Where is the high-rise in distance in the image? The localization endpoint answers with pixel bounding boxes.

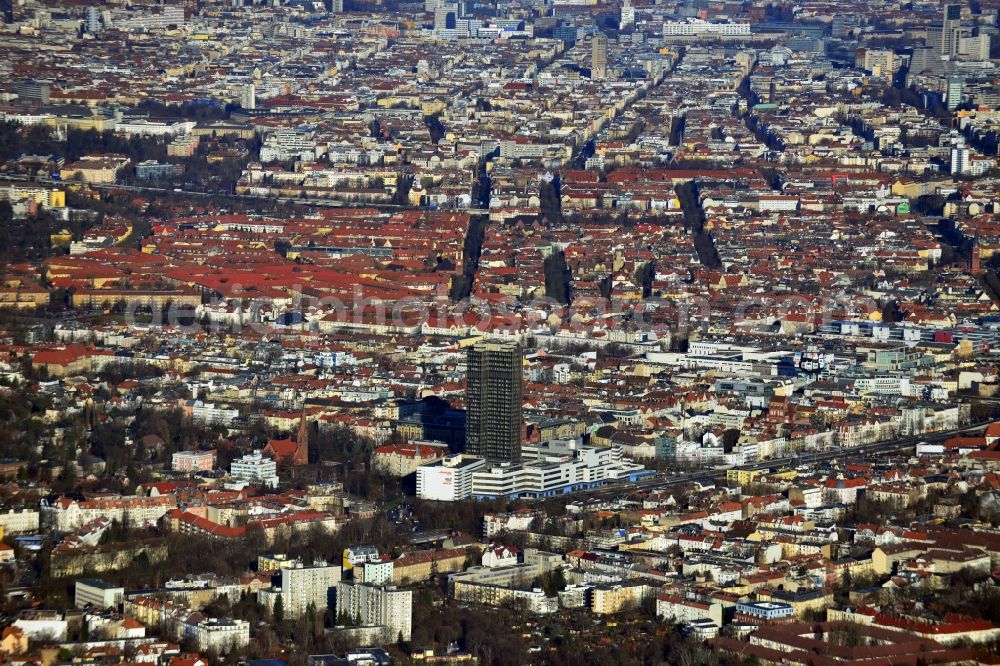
[941,3,962,57]
[465,340,523,464]
[592,33,608,79]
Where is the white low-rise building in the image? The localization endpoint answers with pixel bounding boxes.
[229,451,279,489]
[13,616,68,641]
[657,594,724,626]
[0,508,40,534]
[75,579,125,610]
[183,617,250,653]
[114,119,196,137]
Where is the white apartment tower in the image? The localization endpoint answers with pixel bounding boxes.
[258,562,342,619]
[951,140,970,176]
[335,581,412,643]
[620,0,634,29]
[240,83,256,111]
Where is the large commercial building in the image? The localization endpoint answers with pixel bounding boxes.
[432,1,482,38]
[14,80,50,104]
[416,440,649,501]
[121,5,184,30]
[860,48,895,78]
[959,33,990,60]
[940,4,963,58]
[661,19,751,37]
[75,579,125,610]
[415,455,488,501]
[927,4,966,60]
[466,340,522,464]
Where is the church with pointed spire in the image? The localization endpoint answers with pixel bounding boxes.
[262,411,309,465]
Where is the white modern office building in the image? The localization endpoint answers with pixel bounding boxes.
[416,455,487,501]
[75,579,125,610]
[229,451,279,489]
[416,439,649,501]
[662,19,751,36]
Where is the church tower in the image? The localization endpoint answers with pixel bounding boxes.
[295,410,309,465]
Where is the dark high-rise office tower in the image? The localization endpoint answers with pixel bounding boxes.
[941,3,963,57]
[466,340,522,464]
[831,15,859,39]
[1,0,13,24]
